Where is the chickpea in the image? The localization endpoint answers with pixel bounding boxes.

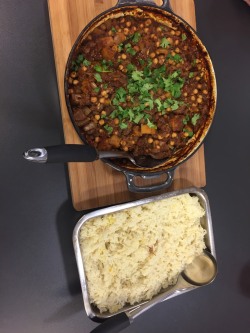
[175,40,179,45]
[118,28,122,33]
[148,138,153,144]
[114,118,119,125]
[99,129,104,134]
[123,146,129,152]
[101,110,106,116]
[121,140,126,146]
[70,71,77,78]
[156,41,160,47]
[150,33,156,39]
[198,84,202,89]
[183,45,188,50]
[145,19,152,26]
[195,76,201,81]
[95,137,100,143]
[99,97,105,104]
[167,107,171,112]
[175,47,180,53]
[139,23,144,28]
[172,132,177,138]
[120,18,125,23]
[150,52,156,58]
[191,96,196,101]
[121,53,127,60]
[183,92,188,97]
[171,51,176,56]
[118,64,124,70]
[197,97,203,104]
[203,89,208,94]
[167,37,173,44]
[158,135,163,140]
[144,27,149,33]
[170,30,175,35]
[153,58,159,65]
[91,96,98,103]
[126,21,132,27]
[73,79,79,85]
[95,115,100,121]
[193,89,198,94]
[99,119,105,125]
[184,132,189,137]
[133,45,140,52]
[68,77,73,84]
[123,28,129,35]
[101,90,108,97]
[170,140,175,146]
[156,27,162,32]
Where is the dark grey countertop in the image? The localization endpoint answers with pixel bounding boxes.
[1,1,250,332]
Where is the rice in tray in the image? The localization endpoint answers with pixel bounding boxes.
[79,193,206,313]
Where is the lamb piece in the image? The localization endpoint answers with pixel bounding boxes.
[169,115,185,132]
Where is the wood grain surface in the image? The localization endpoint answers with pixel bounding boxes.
[47,0,205,211]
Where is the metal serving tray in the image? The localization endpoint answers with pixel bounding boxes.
[73,187,216,321]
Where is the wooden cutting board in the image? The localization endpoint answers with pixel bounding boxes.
[47,0,206,211]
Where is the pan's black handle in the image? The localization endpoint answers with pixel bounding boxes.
[90,313,130,333]
[116,0,172,11]
[23,144,98,163]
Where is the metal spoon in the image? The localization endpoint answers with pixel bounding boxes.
[90,250,217,333]
[23,144,167,168]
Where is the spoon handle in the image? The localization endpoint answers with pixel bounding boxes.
[23,144,99,163]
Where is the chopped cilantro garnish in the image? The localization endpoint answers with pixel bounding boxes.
[132,70,144,81]
[111,26,117,33]
[71,54,90,71]
[160,37,170,48]
[131,32,141,43]
[94,73,102,82]
[127,63,136,72]
[182,33,187,41]
[125,43,137,56]
[191,113,200,125]
[183,128,193,137]
[117,43,123,52]
[189,72,194,78]
[147,118,157,129]
[93,87,100,93]
[94,60,113,73]
[119,122,128,129]
[104,125,113,134]
[183,115,190,125]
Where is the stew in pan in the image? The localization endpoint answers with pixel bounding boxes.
[67,15,212,159]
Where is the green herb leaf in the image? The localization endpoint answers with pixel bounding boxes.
[191,113,200,125]
[189,72,194,78]
[111,26,117,33]
[182,33,187,41]
[183,115,190,125]
[93,87,100,93]
[119,122,128,129]
[131,32,141,43]
[94,73,102,82]
[104,124,113,134]
[147,118,157,129]
[127,63,136,72]
[183,128,193,137]
[160,37,170,48]
[131,70,144,81]
[125,43,137,56]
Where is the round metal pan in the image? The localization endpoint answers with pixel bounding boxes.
[64,0,217,192]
